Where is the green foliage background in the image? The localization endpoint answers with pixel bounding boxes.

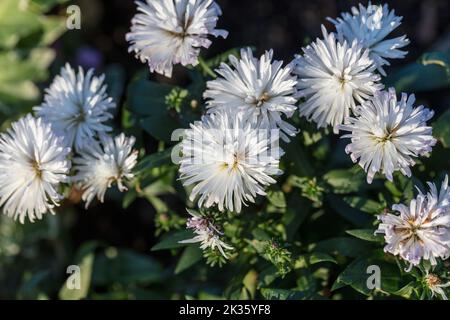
[0,0,449,300]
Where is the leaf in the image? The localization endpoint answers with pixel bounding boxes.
[135,148,174,176]
[385,52,450,92]
[434,109,450,148]
[342,196,383,215]
[282,196,310,241]
[104,64,126,108]
[311,237,372,258]
[127,77,174,117]
[323,167,366,194]
[151,230,196,251]
[327,194,372,227]
[283,140,314,176]
[92,249,164,286]
[332,256,405,296]
[260,288,324,300]
[30,0,70,13]
[393,282,420,299]
[59,253,94,300]
[122,188,137,209]
[242,270,258,299]
[294,252,337,269]
[0,0,42,49]
[174,246,203,274]
[346,229,384,243]
[140,115,181,143]
[266,188,286,208]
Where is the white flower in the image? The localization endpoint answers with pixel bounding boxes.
[126,0,228,78]
[179,111,282,213]
[72,133,138,208]
[293,25,382,133]
[328,2,409,76]
[425,273,450,300]
[340,88,436,183]
[0,114,71,223]
[34,63,115,151]
[204,48,298,142]
[179,209,233,258]
[376,175,450,270]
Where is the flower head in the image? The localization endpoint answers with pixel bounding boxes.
[179,209,233,258]
[328,2,409,75]
[340,88,436,183]
[293,25,382,133]
[376,175,450,270]
[72,133,138,208]
[179,111,282,213]
[126,0,228,77]
[425,273,450,300]
[204,48,298,141]
[34,63,115,151]
[0,114,71,223]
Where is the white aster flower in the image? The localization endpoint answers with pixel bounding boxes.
[72,133,138,208]
[328,2,409,76]
[340,88,436,183]
[126,0,228,77]
[0,114,71,223]
[425,273,450,300]
[204,48,299,142]
[376,175,450,271]
[179,111,282,213]
[34,63,115,151]
[179,209,233,258]
[293,25,382,133]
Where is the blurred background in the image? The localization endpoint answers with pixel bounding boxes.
[0,0,449,299]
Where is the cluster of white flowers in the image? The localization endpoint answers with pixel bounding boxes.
[124,1,446,262]
[0,64,137,223]
[2,0,445,272]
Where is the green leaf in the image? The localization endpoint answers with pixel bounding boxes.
[92,249,164,286]
[327,194,372,227]
[434,109,450,148]
[346,229,384,243]
[323,167,366,194]
[0,0,42,49]
[385,52,450,92]
[104,64,126,109]
[30,0,70,13]
[151,230,196,251]
[174,246,203,274]
[266,188,286,208]
[332,256,405,296]
[342,196,383,215]
[59,253,94,300]
[260,288,324,300]
[282,196,310,241]
[311,237,372,258]
[140,115,181,143]
[127,77,174,117]
[135,147,174,174]
[294,252,337,269]
[393,282,420,299]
